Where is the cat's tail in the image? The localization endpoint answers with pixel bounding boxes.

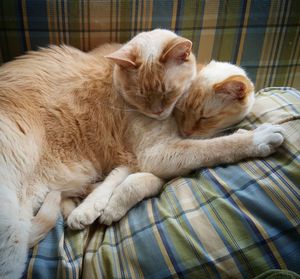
[0,186,31,279]
[28,191,61,248]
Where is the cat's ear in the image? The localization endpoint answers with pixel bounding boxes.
[105,47,137,68]
[160,37,193,63]
[213,75,252,100]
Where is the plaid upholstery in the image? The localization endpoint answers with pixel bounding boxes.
[24,87,300,278]
[0,0,299,90]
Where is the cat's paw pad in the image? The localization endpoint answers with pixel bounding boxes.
[67,203,100,230]
[253,123,285,156]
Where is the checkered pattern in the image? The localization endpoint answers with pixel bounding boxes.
[0,0,299,89]
[24,88,300,278]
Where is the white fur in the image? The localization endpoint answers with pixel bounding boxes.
[253,123,285,156]
[128,29,177,60]
[99,173,164,225]
[199,60,253,97]
[67,166,130,230]
[0,187,31,279]
[0,116,39,278]
[0,116,41,192]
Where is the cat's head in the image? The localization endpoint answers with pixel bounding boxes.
[105,29,196,120]
[174,61,255,138]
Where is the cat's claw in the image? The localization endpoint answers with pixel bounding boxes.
[253,123,285,156]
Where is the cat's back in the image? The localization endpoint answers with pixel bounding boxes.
[0,45,113,114]
[0,45,104,88]
[0,44,133,181]
[0,44,116,145]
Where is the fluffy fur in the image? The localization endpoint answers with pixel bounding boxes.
[0,29,196,279]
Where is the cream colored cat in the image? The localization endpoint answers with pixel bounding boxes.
[0,29,195,279]
[59,61,284,230]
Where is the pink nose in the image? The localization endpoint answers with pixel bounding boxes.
[152,109,164,115]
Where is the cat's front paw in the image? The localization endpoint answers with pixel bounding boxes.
[67,202,101,230]
[253,123,285,156]
[98,200,127,226]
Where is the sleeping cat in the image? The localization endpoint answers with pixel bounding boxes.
[0,29,196,279]
[40,61,284,231]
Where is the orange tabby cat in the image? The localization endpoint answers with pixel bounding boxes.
[0,29,195,279]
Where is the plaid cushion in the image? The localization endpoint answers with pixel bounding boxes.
[0,0,299,90]
[24,87,300,278]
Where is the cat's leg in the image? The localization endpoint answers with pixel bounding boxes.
[140,123,285,179]
[99,173,164,225]
[0,115,42,278]
[60,183,98,220]
[28,178,100,245]
[0,187,32,279]
[28,191,61,247]
[67,166,130,230]
[61,197,82,220]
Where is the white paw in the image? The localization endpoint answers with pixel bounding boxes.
[67,202,101,230]
[93,192,112,213]
[98,201,127,226]
[253,123,285,156]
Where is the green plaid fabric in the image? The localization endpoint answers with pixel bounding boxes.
[25,88,300,278]
[0,0,299,90]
